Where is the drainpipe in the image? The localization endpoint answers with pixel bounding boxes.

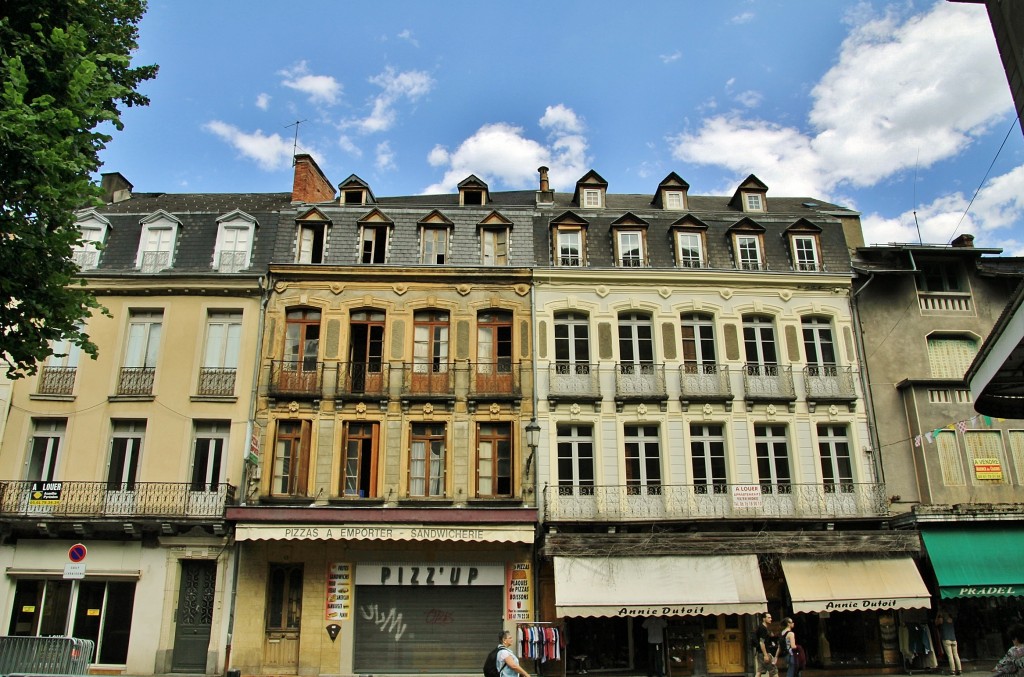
[850,276,884,486]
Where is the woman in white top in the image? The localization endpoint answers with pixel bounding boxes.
[497,630,531,677]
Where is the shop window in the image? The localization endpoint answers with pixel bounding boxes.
[690,423,727,493]
[342,421,379,498]
[477,422,512,498]
[272,420,311,497]
[624,424,661,495]
[266,563,303,631]
[755,424,791,493]
[817,424,853,492]
[556,423,594,496]
[409,422,446,497]
[28,419,65,482]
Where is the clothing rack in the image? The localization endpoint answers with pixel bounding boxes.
[899,610,938,675]
[516,622,563,677]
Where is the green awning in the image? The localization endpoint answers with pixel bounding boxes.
[921,527,1024,599]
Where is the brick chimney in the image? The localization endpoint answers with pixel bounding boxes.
[291,154,335,203]
[951,233,975,248]
[100,172,133,203]
[536,166,554,206]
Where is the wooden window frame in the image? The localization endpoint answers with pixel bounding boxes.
[476,422,513,498]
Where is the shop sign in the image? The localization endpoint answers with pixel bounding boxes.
[356,562,504,587]
[973,458,1003,480]
[506,562,533,621]
[326,562,352,621]
[244,524,530,542]
[29,482,62,506]
[953,585,1019,597]
[616,605,706,616]
[731,484,762,509]
[823,599,899,610]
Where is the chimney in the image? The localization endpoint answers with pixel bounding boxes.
[536,166,554,206]
[291,154,335,203]
[100,172,133,203]
[951,233,975,248]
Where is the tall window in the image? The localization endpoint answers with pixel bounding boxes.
[964,431,1008,484]
[624,424,661,495]
[755,425,791,493]
[409,422,446,497]
[802,317,837,375]
[477,310,513,392]
[39,333,81,395]
[927,336,977,379]
[283,308,321,390]
[743,315,777,372]
[616,231,644,267]
[348,310,385,394]
[200,312,241,396]
[108,420,145,491]
[296,222,326,264]
[477,422,512,498]
[555,312,591,372]
[360,225,388,264]
[817,424,853,492]
[481,229,508,266]
[137,223,176,272]
[123,311,162,395]
[936,430,966,486]
[214,222,253,273]
[618,312,655,373]
[735,235,762,270]
[421,227,448,264]
[676,232,704,268]
[28,420,65,481]
[681,313,717,372]
[556,229,583,266]
[73,225,104,270]
[342,422,379,498]
[557,424,594,496]
[792,235,819,271]
[191,422,227,491]
[266,564,303,631]
[412,310,449,392]
[272,420,310,497]
[691,424,727,493]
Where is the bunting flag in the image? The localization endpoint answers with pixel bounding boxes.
[925,431,934,444]
[914,435,922,447]
[956,420,968,434]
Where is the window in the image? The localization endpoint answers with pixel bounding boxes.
[755,425,791,493]
[936,430,966,486]
[964,431,1008,484]
[412,310,450,391]
[676,232,704,268]
[199,311,241,396]
[348,310,385,394]
[743,315,778,373]
[1009,431,1024,485]
[28,419,65,481]
[817,424,853,492]
[802,317,837,375]
[360,225,388,264]
[39,334,80,395]
[477,422,512,497]
[792,235,819,271]
[191,421,227,491]
[283,308,321,380]
[664,191,685,210]
[266,564,303,631]
[745,193,763,212]
[343,189,364,205]
[919,261,963,292]
[735,235,763,270]
[681,313,717,370]
[214,212,256,272]
[624,424,661,495]
[481,229,508,266]
[555,312,591,373]
[557,423,594,496]
[462,189,484,205]
[618,312,655,372]
[616,230,645,267]
[556,228,584,266]
[409,422,446,497]
[582,188,602,208]
[421,227,448,264]
[120,310,162,395]
[476,310,513,392]
[928,389,952,403]
[928,336,977,379]
[74,225,104,270]
[297,222,326,264]
[108,420,145,491]
[342,421,379,498]
[272,420,311,497]
[691,423,727,493]
[137,213,179,272]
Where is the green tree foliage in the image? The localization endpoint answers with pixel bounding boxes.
[0,0,157,377]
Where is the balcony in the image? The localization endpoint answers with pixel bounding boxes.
[140,250,170,273]
[117,367,155,396]
[401,363,455,402]
[337,362,390,401]
[37,366,76,396]
[468,361,522,401]
[269,360,323,399]
[803,366,858,411]
[0,481,234,519]
[615,363,668,410]
[72,250,99,270]
[742,363,795,409]
[544,482,888,522]
[548,363,601,406]
[678,363,732,409]
[197,367,237,397]
[217,250,248,273]
[918,292,972,313]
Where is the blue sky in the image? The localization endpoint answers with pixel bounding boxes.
[98,1,1024,252]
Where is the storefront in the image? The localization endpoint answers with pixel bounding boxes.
[781,557,932,671]
[551,555,767,676]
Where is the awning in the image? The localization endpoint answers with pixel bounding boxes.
[553,555,767,618]
[782,557,931,613]
[234,523,534,543]
[921,527,1024,598]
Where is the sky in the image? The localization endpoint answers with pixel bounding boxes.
[97,0,1024,253]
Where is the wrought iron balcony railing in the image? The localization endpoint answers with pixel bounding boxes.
[140,250,171,273]
[217,250,248,273]
[742,363,795,400]
[544,482,887,521]
[0,481,234,519]
[72,249,99,270]
[402,362,455,397]
[679,363,732,400]
[337,361,390,398]
[615,363,667,400]
[197,367,237,397]
[117,367,155,396]
[468,361,522,398]
[803,365,857,400]
[548,363,601,401]
[37,366,77,396]
[269,360,323,398]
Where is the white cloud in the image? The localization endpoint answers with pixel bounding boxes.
[669,3,1012,198]
[203,120,297,171]
[255,93,271,110]
[660,51,682,64]
[731,12,755,24]
[375,141,396,171]
[351,68,434,134]
[735,90,762,108]
[423,106,589,194]
[279,61,342,105]
[397,29,419,47]
[338,134,362,158]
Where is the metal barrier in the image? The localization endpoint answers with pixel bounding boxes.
[0,636,94,675]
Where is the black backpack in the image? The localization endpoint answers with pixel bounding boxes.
[483,645,503,677]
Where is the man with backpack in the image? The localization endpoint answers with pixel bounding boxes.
[753,612,780,677]
[484,630,530,677]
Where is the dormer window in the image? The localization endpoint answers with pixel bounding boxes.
[458,175,489,206]
[573,170,609,210]
[357,208,393,265]
[745,193,763,212]
[342,190,364,205]
[728,218,766,271]
[295,208,330,264]
[338,174,374,207]
[418,210,453,265]
[478,211,513,266]
[611,213,649,268]
[676,231,705,268]
[785,220,823,272]
[73,210,110,270]
[136,210,180,273]
[551,212,589,267]
[665,191,685,210]
[730,174,769,213]
[463,189,484,205]
[583,189,602,208]
[214,210,256,273]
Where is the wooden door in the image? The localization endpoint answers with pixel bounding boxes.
[704,615,745,674]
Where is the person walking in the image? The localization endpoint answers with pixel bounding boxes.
[936,611,962,675]
[497,629,531,677]
[992,624,1024,677]
[781,617,803,677]
[754,613,780,677]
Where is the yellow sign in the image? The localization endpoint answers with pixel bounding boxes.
[974,458,1003,480]
[506,562,533,621]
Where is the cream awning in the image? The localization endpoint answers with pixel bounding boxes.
[553,555,767,618]
[782,557,931,613]
[234,523,534,543]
